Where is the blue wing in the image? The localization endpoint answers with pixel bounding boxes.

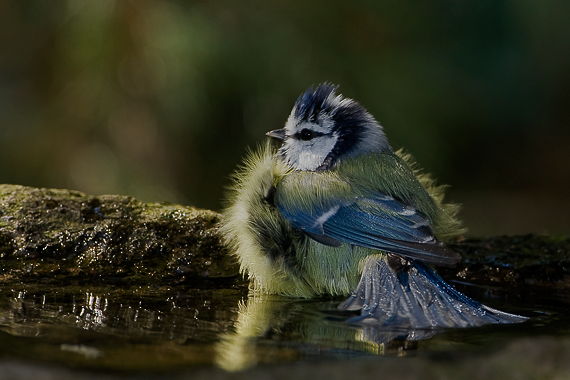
[278,192,461,266]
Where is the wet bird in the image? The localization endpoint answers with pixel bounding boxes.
[222,83,526,328]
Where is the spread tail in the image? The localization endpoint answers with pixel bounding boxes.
[339,255,527,328]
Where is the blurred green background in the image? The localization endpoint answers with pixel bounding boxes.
[1,0,569,236]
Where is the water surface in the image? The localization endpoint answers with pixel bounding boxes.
[0,276,561,375]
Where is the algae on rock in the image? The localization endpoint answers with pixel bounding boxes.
[445,234,570,289]
[0,184,239,283]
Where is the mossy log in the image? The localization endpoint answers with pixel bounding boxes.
[0,184,238,284]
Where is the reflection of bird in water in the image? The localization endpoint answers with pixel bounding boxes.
[214,294,438,371]
[222,83,527,328]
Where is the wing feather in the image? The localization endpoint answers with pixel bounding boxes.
[278,192,461,266]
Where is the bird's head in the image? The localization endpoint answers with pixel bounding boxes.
[267,83,391,171]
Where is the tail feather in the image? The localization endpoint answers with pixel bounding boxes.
[339,255,527,328]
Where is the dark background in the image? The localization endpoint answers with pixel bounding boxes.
[1,0,569,236]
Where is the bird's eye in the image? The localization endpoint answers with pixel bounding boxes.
[299,129,314,141]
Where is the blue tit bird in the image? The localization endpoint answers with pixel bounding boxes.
[222,83,527,328]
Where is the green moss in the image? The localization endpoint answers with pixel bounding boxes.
[0,184,238,284]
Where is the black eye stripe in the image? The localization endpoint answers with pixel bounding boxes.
[294,128,325,141]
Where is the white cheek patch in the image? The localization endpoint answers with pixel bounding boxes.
[285,134,338,171]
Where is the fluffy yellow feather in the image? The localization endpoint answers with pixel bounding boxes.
[221,142,465,297]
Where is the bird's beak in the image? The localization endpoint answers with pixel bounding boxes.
[266,128,286,142]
